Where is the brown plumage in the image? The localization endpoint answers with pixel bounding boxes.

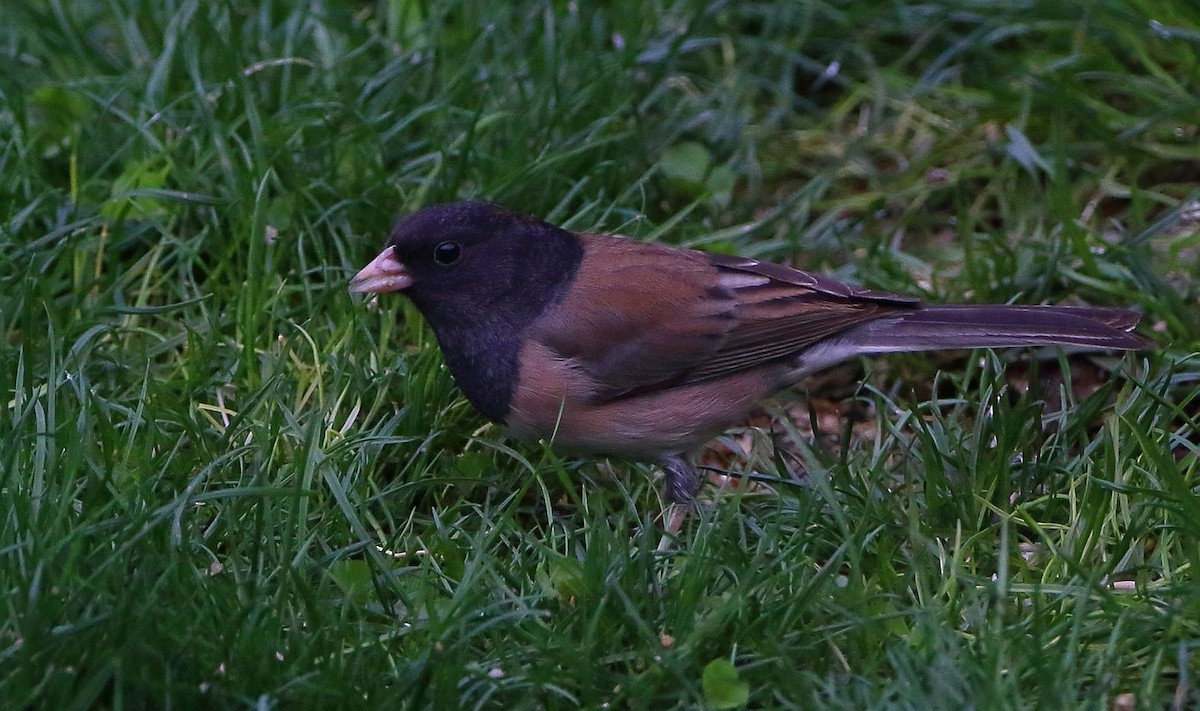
[350,201,1150,504]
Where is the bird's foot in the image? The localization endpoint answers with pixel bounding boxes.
[657,454,700,551]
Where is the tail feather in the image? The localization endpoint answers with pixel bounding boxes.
[845,305,1151,353]
[791,304,1149,379]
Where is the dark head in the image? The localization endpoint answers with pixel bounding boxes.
[349,201,585,421]
[350,201,584,327]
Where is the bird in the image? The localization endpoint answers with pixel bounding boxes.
[349,200,1150,506]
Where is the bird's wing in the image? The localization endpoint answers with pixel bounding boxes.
[676,253,919,383]
[529,236,920,401]
[528,236,739,400]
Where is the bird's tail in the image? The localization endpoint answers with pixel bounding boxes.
[841,304,1150,353]
[786,304,1149,380]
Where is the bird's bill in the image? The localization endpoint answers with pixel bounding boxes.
[349,246,413,293]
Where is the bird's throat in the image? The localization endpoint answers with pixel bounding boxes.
[428,320,522,422]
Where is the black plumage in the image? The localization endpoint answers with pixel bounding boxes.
[351,201,1150,503]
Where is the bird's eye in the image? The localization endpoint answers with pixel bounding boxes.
[433,241,462,266]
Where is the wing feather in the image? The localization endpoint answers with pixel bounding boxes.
[528,236,918,401]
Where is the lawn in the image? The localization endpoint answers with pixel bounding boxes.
[2,0,1198,707]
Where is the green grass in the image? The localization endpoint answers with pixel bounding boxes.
[2,0,1198,707]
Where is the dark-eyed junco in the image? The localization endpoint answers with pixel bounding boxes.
[350,201,1149,504]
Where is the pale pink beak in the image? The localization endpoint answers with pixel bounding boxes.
[349,246,413,293]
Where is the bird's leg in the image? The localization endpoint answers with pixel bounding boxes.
[663,453,701,505]
[658,454,701,548]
